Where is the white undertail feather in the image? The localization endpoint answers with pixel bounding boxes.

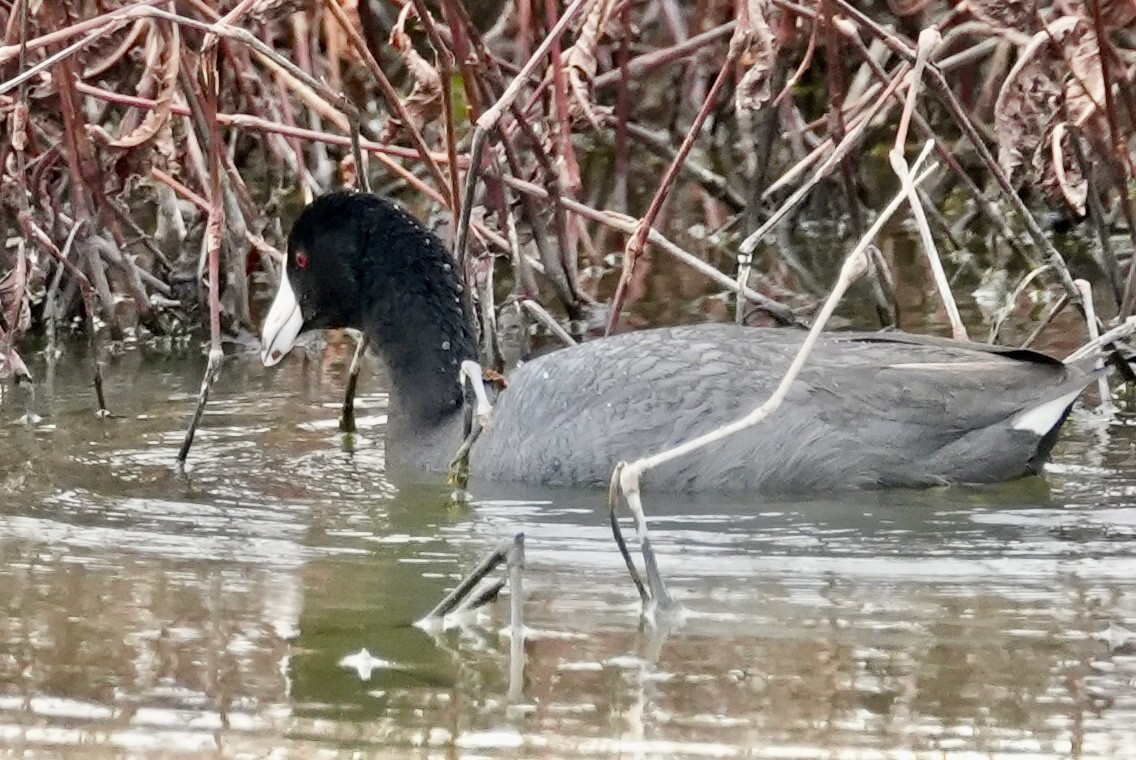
[1011,388,1086,435]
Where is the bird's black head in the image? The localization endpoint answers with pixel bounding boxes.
[261,191,476,382]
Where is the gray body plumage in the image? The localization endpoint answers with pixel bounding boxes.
[452,324,1091,493]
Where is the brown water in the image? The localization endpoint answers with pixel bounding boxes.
[2,336,1136,758]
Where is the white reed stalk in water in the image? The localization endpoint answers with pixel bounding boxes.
[612,143,940,618]
[1066,317,1136,364]
[459,360,494,428]
[889,28,967,341]
[1074,279,1114,414]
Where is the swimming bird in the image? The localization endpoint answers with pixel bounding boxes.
[260,191,1094,493]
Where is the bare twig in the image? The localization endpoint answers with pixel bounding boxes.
[177,50,226,468]
[452,0,593,267]
[740,64,909,255]
[607,26,750,335]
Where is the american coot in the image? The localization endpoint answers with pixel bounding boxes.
[261,191,1093,493]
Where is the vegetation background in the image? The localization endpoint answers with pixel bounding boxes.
[1,0,1134,407]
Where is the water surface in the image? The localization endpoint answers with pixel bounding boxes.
[1,341,1135,758]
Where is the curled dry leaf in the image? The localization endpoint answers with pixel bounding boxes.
[734,0,778,113]
[993,15,1133,211]
[0,247,32,338]
[1050,121,1088,213]
[82,18,149,81]
[382,3,443,142]
[151,111,179,172]
[959,0,1037,34]
[1059,0,1136,30]
[1063,17,1110,127]
[0,213,32,381]
[994,18,1066,191]
[107,20,181,149]
[560,0,618,129]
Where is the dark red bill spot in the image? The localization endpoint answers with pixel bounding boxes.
[271,350,282,360]
[295,252,309,268]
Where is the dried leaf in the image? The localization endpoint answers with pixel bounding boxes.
[82,18,149,81]
[9,102,27,152]
[382,4,443,142]
[108,21,181,149]
[248,0,306,24]
[1050,121,1088,213]
[1059,0,1136,29]
[151,112,178,170]
[995,17,1078,185]
[0,249,31,337]
[995,14,1136,212]
[734,0,779,113]
[0,245,34,382]
[1063,18,1109,127]
[960,0,1038,33]
[560,0,618,129]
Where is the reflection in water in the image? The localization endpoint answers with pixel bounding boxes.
[1,344,1135,757]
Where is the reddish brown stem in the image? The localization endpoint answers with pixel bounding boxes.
[593,22,736,88]
[409,0,464,220]
[321,0,453,207]
[606,28,748,335]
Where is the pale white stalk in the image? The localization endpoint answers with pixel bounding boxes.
[614,145,939,614]
[888,28,967,341]
[1074,279,1113,414]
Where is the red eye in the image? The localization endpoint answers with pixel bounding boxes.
[295,252,309,269]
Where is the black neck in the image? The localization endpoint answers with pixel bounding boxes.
[357,226,478,429]
[366,295,478,428]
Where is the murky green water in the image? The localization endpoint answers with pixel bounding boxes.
[2,336,1136,758]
